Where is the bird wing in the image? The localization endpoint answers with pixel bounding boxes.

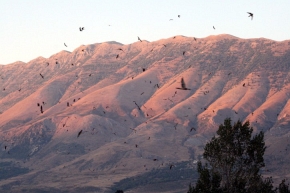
[181,78,186,89]
[77,130,83,137]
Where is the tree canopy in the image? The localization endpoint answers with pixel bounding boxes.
[188,118,289,193]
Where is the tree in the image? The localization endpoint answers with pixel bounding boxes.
[278,179,290,193]
[188,118,288,193]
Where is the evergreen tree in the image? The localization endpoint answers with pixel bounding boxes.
[188,118,286,193]
[278,179,290,193]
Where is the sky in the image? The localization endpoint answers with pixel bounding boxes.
[1,0,290,65]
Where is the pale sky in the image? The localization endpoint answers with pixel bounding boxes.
[1,0,290,65]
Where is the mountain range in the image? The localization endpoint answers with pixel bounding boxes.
[0,34,290,193]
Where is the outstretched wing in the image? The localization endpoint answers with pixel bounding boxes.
[181,78,186,89]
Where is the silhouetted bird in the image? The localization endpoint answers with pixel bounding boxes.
[142,68,146,72]
[116,54,119,59]
[138,36,142,42]
[213,26,215,30]
[178,15,180,18]
[247,12,254,20]
[183,51,186,55]
[190,127,196,132]
[77,130,83,137]
[117,48,124,52]
[79,27,84,31]
[133,101,141,110]
[40,73,44,79]
[176,78,190,90]
[40,105,43,113]
[64,43,67,47]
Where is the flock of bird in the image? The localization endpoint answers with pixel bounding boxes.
[7,12,288,188]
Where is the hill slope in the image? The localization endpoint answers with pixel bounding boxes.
[0,34,290,193]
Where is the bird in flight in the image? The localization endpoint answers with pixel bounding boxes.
[40,73,44,79]
[64,43,67,47]
[213,26,215,30]
[77,130,83,137]
[79,27,84,31]
[138,36,142,42]
[176,78,191,90]
[117,48,124,52]
[247,12,254,20]
[133,101,141,110]
[190,127,196,132]
[116,54,119,59]
[178,15,180,18]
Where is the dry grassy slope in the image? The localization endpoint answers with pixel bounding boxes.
[0,34,290,192]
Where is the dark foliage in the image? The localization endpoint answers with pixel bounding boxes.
[188,118,289,193]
